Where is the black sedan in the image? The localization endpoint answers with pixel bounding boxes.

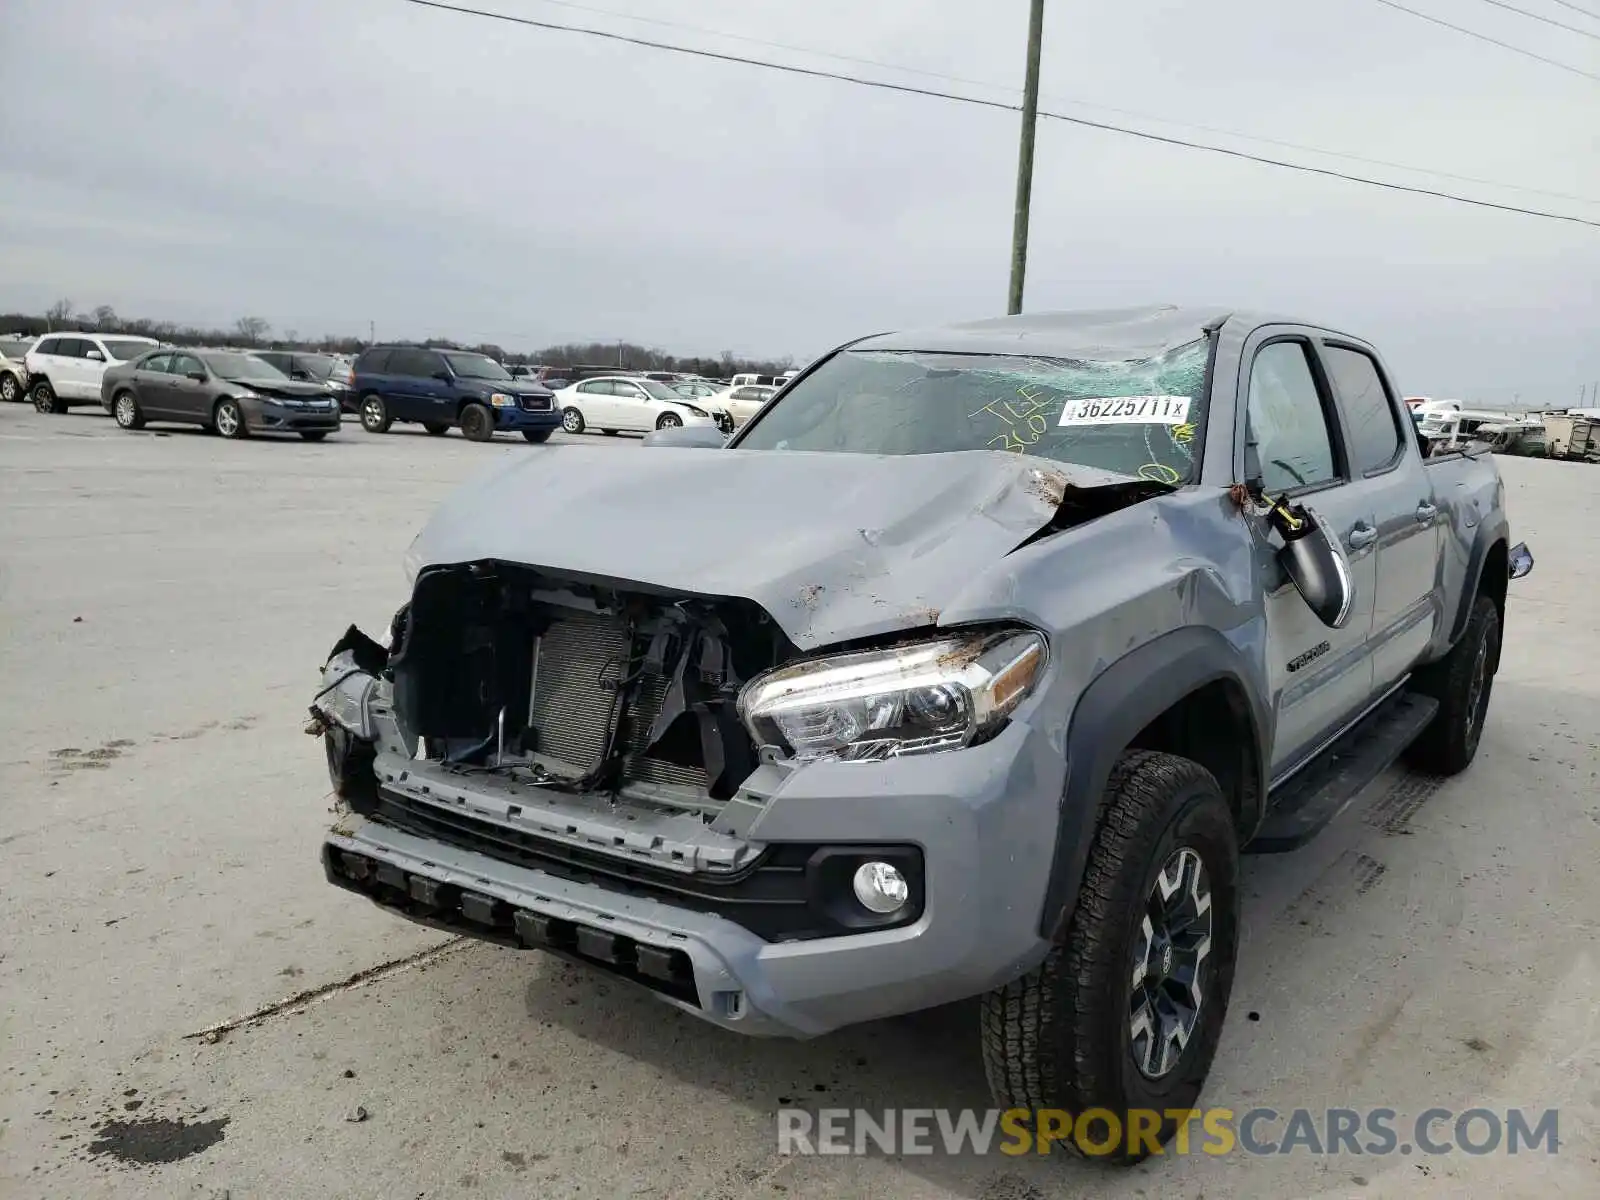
[101,349,342,440]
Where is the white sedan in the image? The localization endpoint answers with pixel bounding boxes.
[711,384,778,427]
[554,376,732,436]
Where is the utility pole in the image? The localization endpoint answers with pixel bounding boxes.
[368,320,375,346]
[1007,0,1047,316]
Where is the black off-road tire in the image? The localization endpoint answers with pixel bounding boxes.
[459,402,494,442]
[980,750,1240,1164]
[1405,593,1500,775]
[522,429,552,443]
[423,422,449,436]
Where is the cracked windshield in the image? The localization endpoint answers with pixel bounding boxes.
[737,338,1211,484]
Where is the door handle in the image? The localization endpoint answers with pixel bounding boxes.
[1416,501,1437,523]
[1348,523,1378,550]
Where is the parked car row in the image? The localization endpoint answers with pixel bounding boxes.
[7,330,794,447]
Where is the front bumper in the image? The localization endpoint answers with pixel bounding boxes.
[495,403,560,432]
[323,718,1066,1038]
[242,397,342,433]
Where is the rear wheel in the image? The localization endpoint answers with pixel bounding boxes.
[1406,593,1500,775]
[561,407,585,434]
[299,430,329,442]
[522,429,552,444]
[460,402,493,442]
[980,751,1239,1163]
[359,394,391,433]
[423,422,449,437]
[214,397,248,439]
[32,380,62,414]
[112,390,145,430]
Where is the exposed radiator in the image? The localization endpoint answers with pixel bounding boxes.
[527,609,708,792]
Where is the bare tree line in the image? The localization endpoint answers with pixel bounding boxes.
[5,301,795,379]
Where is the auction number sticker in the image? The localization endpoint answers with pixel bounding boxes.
[1058,395,1191,426]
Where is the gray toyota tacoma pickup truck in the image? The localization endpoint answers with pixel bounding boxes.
[311,306,1531,1159]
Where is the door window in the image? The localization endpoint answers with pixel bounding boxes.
[1323,346,1403,475]
[577,380,604,395]
[1247,342,1340,494]
[170,354,204,378]
[388,349,443,378]
[140,353,174,374]
[356,349,392,374]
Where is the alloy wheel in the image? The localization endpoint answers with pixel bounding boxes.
[1129,846,1213,1079]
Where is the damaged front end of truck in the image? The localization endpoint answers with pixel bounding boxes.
[308,444,1177,1025]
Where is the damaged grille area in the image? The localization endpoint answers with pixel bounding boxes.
[390,561,797,811]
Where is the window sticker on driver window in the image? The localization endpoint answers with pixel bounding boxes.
[1057,395,1191,427]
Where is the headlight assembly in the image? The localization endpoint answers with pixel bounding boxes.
[737,629,1045,764]
[489,392,517,407]
[684,405,708,417]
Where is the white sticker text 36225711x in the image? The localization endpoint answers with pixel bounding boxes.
[1058,395,1191,427]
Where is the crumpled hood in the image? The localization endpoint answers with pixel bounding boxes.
[406,446,1150,649]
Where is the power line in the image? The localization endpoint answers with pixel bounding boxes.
[513,0,1600,205]
[1367,0,1600,78]
[1469,0,1600,39]
[1544,0,1600,19]
[398,0,1600,228]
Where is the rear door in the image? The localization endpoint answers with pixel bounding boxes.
[132,353,176,415]
[47,338,91,398]
[573,379,613,425]
[382,348,443,422]
[1318,341,1442,691]
[1242,334,1379,776]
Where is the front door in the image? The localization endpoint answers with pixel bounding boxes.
[167,353,211,421]
[610,380,652,431]
[1244,337,1380,777]
[53,338,94,399]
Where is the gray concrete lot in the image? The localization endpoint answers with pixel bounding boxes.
[1,402,1596,1199]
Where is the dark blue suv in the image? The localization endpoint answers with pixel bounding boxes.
[351,345,560,442]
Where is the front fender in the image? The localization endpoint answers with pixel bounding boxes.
[1036,624,1269,940]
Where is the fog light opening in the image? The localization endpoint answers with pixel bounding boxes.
[852,861,909,915]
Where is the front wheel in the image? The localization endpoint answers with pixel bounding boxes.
[214,397,248,439]
[32,381,62,414]
[359,394,391,434]
[522,429,552,444]
[459,402,494,442]
[0,372,19,403]
[113,390,145,430]
[980,750,1239,1163]
[1405,593,1500,775]
[561,407,585,435]
[655,411,682,430]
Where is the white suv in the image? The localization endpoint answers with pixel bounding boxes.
[26,333,160,413]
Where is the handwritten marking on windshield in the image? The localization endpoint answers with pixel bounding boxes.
[971,390,1054,453]
[1139,462,1183,484]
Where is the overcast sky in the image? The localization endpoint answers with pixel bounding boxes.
[2,0,1596,401]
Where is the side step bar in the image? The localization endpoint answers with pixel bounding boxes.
[1248,692,1439,853]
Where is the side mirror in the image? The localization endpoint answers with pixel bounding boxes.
[1509,542,1534,579]
[85,349,104,362]
[187,370,207,382]
[1269,501,1353,629]
[432,371,451,382]
[642,425,728,449]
